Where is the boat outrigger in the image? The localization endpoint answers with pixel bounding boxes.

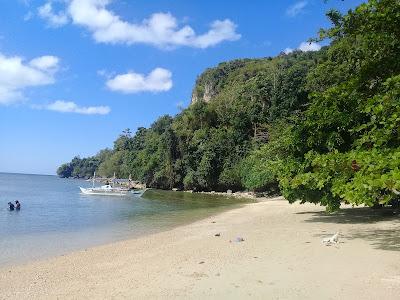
[79,173,146,197]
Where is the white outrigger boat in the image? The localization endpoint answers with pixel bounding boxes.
[79,184,130,196]
[79,173,146,197]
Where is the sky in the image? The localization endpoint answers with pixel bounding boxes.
[0,0,364,175]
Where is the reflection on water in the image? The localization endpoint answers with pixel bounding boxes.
[0,173,249,266]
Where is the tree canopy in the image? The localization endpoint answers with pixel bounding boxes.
[59,0,400,210]
[242,0,400,210]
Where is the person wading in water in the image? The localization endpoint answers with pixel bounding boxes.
[8,202,15,211]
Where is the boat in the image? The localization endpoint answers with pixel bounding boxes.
[79,172,144,197]
[79,184,130,196]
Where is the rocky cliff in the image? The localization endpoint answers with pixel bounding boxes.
[190,59,251,104]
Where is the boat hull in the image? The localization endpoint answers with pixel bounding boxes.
[79,187,129,196]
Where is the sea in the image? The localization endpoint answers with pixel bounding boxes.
[0,173,249,266]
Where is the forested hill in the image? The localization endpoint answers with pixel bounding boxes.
[58,50,322,187]
[190,54,318,123]
[58,0,400,211]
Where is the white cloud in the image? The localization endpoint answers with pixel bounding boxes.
[286,1,308,17]
[0,52,60,105]
[106,68,173,94]
[188,19,240,48]
[298,41,321,52]
[39,0,240,48]
[38,2,69,27]
[29,55,59,72]
[44,100,110,115]
[283,42,321,54]
[283,47,294,54]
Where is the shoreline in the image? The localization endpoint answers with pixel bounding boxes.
[0,192,250,269]
[182,189,257,199]
[1,198,399,299]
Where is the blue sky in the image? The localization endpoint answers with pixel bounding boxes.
[0,0,363,175]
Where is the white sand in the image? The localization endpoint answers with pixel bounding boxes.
[1,197,399,299]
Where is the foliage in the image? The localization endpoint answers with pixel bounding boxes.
[56,149,112,178]
[242,0,400,210]
[58,0,400,210]
[60,50,318,190]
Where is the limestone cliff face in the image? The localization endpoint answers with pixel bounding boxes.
[190,59,250,104]
[191,81,217,103]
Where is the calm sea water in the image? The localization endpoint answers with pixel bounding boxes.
[0,173,248,266]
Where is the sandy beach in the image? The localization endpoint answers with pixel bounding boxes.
[1,197,399,299]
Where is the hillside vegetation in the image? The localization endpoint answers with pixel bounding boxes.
[58,0,400,210]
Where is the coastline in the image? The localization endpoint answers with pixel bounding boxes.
[0,178,252,268]
[1,198,399,299]
[182,189,257,199]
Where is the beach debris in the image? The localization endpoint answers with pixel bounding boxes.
[214,233,221,237]
[211,221,216,223]
[236,236,245,242]
[199,261,205,264]
[189,272,208,279]
[230,236,245,243]
[227,189,233,194]
[322,232,339,245]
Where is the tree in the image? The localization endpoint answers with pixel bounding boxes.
[269,0,400,210]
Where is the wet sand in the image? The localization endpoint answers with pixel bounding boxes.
[1,197,399,299]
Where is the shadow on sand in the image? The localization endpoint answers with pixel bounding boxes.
[297,207,399,224]
[297,207,400,251]
[346,229,400,251]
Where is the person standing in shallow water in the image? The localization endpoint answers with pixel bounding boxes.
[15,200,20,210]
[8,202,14,211]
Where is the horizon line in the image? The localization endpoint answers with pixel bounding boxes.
[0,171,56,177]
